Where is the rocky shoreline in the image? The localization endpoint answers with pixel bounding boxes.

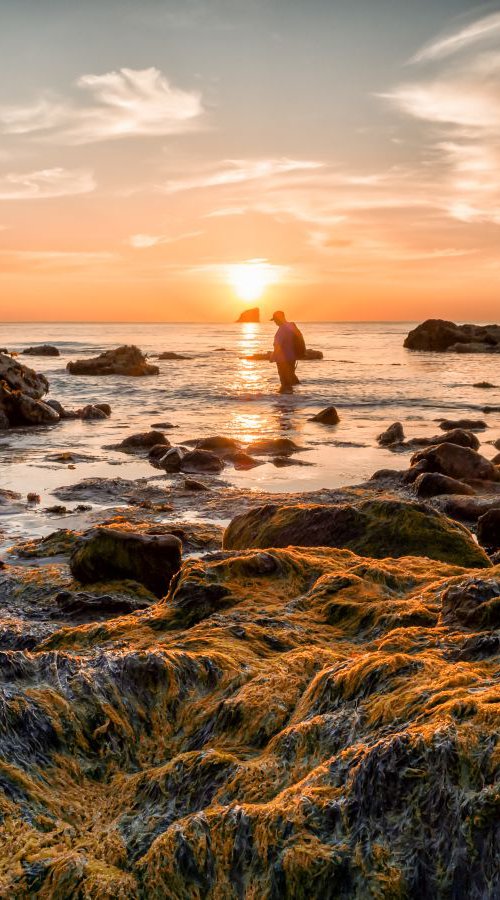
[0,336,499,896]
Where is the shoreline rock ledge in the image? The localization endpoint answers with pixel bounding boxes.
[404,319,500,353]
[67,344,159,376]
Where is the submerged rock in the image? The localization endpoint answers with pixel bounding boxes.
[157,351,190,360]
[70,527,182,597]
[245,437,302,456]
[439,418,487,432]
[404,319,500,352]
[67,345,159,377]
[22,344,59,356]
[223,499,490,567]
[309,406,340,425]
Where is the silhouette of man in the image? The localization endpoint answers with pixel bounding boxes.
[270,310,301,394]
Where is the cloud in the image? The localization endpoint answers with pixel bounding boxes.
[411,12,500,63]
[164,158,323,192]
[0,68,203,145]
[128,231,203,248]
[0,167,95,199]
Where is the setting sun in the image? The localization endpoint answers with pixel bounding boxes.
[226,258,281,302]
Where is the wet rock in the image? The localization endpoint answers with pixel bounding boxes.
[11,393,60,425]
[473,382,496,389]
[151,421,176,429]
[158,447,186,472]
[483,405,500,414]
[441,577,500,628]
[183,478,211,492]
[0,351,49,399]
[272,456,314,467]
[223,499,490,567]
[53,476,170,505]
[81,404,108,420]
[22,345,59,357]
[411,442,500,483]
[231,451,264,470]
[180,449,225,474]
[439,419,487,432]
[0,410,9,429]
[157,351,189,360]
[369,468,405,482]
[54,589,151,619]
[148,444,173,466]
[477,509,500,550]
[404,319,500,352]
[114,431,170,453]
[414,473,476,499]
[70,527,182,597]
[67,345,159,377]
[26,493,41,504]
[378,422,404,445]
[493,452,500,465]
[401,430,480,452]
[439,495,500,523]
[94,402,111,417]
[309,406,340,425]
[45,399,66,416]
[194,436,242,454]
[245,438,302,456]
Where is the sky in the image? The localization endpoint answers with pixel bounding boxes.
[0,0,499,322]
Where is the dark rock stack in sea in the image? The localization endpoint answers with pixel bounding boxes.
[404,319,500,352]
[236,307,260,323]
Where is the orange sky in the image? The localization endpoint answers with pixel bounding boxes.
[1,0,499,322]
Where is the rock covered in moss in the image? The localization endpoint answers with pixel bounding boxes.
[67,345,159,377]
[70,527,182,597]
[223,499,491,567]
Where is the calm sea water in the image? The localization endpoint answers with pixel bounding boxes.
[1,321,499,532]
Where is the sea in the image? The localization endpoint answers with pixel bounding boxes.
[1,321,499,543]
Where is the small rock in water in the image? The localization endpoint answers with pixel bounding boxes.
[67,344,159,377]
[439,418,487,432]
[309,406,340,425]
[157,351,190,360]
[22,345,59,357]
[115,431,170,452]
[81,404,108,420]
[246,438,302,455]
[183,478,211,491]
[94,402,111,416]
[151,421,176,429]
[231,451,264,470]
[27,493,41,503]
[378,422,404,446]
[180,449,225,474]
[473,382,496,389]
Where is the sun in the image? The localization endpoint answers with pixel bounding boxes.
[227,258,280,302]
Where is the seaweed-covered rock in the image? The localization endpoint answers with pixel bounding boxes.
[411,442,499,483]
[404,319,500,352]
[0,351,48,399]
[22,345,59,357]
[441,577,500,628]
[70,527,182,597]
[414,473,476,499]
[223,499,490,567]
[67,345,159,377]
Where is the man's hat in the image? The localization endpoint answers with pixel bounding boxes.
[270,310,285,322]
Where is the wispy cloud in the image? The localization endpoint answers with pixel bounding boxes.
[0,68,203,145]
[411,12,500,63]
[0,167,95,199]
[128,230,203,248]
[164,158,323,192]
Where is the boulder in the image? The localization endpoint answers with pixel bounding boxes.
[149,444,173,465]
[236,307,260,323]
[95,403,111,417]
[180,449,225,474]
[22,345,59,357]
[81,404,108,420]
[245,438,302,456]
[477,509,500,550]
[223,499,490,567]
[414,473,476,499]
[194,436,242,454]
[404,319,500,353]
[378,422,404,445]
[116,431,169,451]
[439,419,487,432]
[231,451,264,470]
[70,527,182,598]
[67,345,159,377]
[411,443,500,483]
[159,447,186,472]
[309,407,340,425]
[4,390,60,425]
[0,351,48,399]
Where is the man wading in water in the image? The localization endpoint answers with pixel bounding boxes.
[270,310,306,394]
